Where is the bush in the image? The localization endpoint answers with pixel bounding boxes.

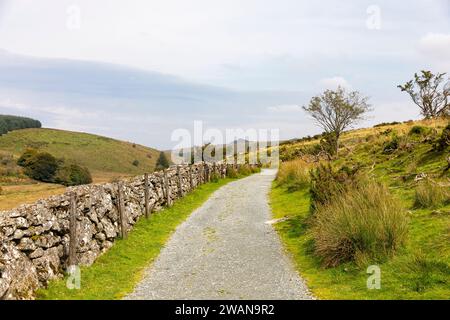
[17,149,92,186]
[276,159,311,192]
[55,163,92,186]
[132,159,140,167]
[373,121,401,128]
[311,181,409,267]
[155,152,170,171]
[382,136,399,154]
[309,164,359,212]
[21,152,59,182]
[409,125,430,136]
[435,124,450,151]
[414,179,450,208]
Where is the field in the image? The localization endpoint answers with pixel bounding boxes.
[270,119,450,299]
[0,128,160,210]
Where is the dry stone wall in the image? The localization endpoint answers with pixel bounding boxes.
[0,162,236,299]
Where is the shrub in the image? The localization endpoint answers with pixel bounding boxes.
[155,152,170,171]
[17,149,39,167]
[55,163,92,186]
[276,159,311,192]
[414,179,450,208]
[409,125,429,136]
[17,150,92,186]
[382,136,399,154]
[373,121,401,128]
[237,164,252,176]
[435,124,450,151]
[21,152,59,182]
[311,181,409,267]
[309,163,359,212]
[132,159,140,167]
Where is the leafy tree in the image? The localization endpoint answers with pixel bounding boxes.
[21,152,59,182]
[398,71,449,119]
[55,163,92,186]
[303,86,371,156]
[155,151,170,170]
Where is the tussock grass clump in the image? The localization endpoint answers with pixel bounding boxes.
[276,159,311,192]
[226,167,238,178]
[311,181,409,267]
[414,179,450,208]
[408,125,430,136]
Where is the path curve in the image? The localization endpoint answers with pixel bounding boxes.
[126,169,313,300]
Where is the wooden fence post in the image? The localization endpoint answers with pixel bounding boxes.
[68,193,78,267]
[213,162,216,177]
[189,164,194,191]
[177,165,183,198]
[163,169,171,207]
[117,182,127,239]
[144,173,150,218]
[198,164,205,184]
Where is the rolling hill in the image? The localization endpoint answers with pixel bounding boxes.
[0,127,161,210]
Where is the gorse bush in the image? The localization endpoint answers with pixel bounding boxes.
[414,179,450,208]
[0,115,41,135]
[309,163,359,212]
[276,159,311,192]
[311,181,409,267]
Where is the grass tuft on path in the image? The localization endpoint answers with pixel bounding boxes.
[37,178,236,300]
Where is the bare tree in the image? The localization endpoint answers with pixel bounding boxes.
[398,70,449,119]
[303,86,371,156]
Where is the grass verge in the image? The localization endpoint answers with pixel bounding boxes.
[270,183,450,300]
[37,177,236,300]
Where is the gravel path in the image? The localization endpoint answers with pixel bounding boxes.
[125,169,313,300]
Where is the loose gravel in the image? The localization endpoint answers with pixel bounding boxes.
[125,169,313,300]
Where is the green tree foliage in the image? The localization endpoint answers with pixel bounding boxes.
[55,163,92,186]
[398,71,449,119]
[19,151,59,182]
[155,151,170,170]
[0,115,41,135]
[17,149,92,185]
[303,87,371,156]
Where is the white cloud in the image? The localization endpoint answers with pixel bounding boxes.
[267,104,302,113]
[319,76,352,90]
[419,33,450,59]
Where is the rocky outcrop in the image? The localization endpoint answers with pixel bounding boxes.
[0,162,235,299]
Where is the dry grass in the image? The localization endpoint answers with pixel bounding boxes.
[0,183,67,211]
[276,159,313,191]
[311,181,409,267]
[414,179,450,209]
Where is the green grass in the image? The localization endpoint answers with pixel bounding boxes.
[0,128,160,181]
[37,178,235,300]
[270,184,450,300]
[271,119,450,299]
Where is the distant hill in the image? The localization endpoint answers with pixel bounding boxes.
[0,128,160,182]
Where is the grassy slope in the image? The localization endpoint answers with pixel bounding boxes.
[270,119,450,300]
[0,128,160,181]
[0,128,160,210]
[37,178,236,300]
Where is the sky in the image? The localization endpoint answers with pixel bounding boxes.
[0,0,449,149]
